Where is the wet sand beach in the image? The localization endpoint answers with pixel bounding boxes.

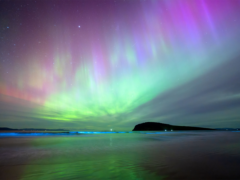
[0,131,240,180]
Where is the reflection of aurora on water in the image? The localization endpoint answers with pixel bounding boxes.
[21,155,162,180]
[2,132,240,180]
[21,150,163,180]
[3,134,166,180]
[0,0,240,130]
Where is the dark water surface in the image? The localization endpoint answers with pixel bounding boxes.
[0,131,240,180]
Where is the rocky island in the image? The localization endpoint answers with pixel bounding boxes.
[132,122,215,131]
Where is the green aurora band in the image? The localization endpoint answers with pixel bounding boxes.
[1,0,240,130]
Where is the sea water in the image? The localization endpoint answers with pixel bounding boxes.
[0,131,240,180]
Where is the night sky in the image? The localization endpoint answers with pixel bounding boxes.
[0,0,240,131]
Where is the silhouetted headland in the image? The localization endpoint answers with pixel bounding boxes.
[132,122,215,131]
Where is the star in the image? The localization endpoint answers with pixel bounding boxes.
[78,25,81,28]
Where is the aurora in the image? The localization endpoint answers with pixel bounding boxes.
[0,0,240,130]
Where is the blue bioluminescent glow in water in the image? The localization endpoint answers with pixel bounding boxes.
[0,131,132,137]
[0,132,70,137]
[0,130,239,137]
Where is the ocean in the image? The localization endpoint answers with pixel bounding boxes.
[0,131,240,180]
